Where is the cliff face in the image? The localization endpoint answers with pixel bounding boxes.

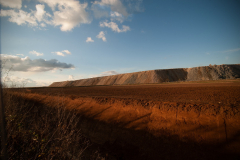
[49,64,240,87]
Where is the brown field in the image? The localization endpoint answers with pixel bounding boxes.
[9,79,240,159]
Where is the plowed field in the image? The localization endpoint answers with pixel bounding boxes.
[12,80,240,159]
[31,80,240,105]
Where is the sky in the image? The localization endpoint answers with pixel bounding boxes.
[1,0,240,87]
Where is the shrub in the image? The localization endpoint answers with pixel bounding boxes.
[1,90,91,159]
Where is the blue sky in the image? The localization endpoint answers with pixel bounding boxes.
[1,0,240,87]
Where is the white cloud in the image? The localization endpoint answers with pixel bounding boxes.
[96,31,106,42]
[1,0,143,32]
[24,5,27,8]
[1,0,90,31]
[110,11,122,17]
[35,4,46,22]
[91,70,119,78]
[52,50,71,56]
[0,9,38,26]
[86,37,94,42]
[29,50,44,56]
[1,54,75,72]
[38,0,91,31]
[100,21,130,33]
[40,23,46,27]
[54,51,65,56]
[0,3,52,28]
[68,75,74,80]
[62,50,71,55]
[0,0,22,9]
[110,11,124,23]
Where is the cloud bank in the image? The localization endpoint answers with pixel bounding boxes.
[0,9,38,26]
[1,54,75,72]
[39,0,90,31]
[0,0,91,31]
[1,0,143,32]
[0,0,22,9]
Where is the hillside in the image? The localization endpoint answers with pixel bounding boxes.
[49,64,240,87]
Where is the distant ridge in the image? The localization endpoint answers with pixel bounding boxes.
[49,64,240,87]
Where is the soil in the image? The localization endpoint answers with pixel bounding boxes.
[11,80,240,160]
[35,80,240,105]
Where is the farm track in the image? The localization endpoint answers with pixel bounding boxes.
[10,80,240,159]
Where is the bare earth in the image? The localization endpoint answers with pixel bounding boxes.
[13,80,240,160]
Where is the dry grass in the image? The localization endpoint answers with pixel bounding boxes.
[1,89,104,160]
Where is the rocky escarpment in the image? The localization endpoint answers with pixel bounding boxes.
[49,64,240,87]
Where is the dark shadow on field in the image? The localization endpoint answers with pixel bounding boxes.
[90,106,112,119]
[9,94,240,160]
[76,113,240,160]
[118,113,151,128]
[74,107,240,160]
